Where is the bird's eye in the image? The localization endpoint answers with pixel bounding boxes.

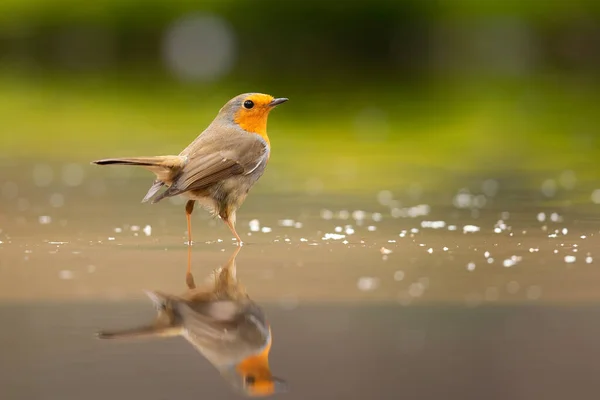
[243,100,254,109]
[245,375,256,386]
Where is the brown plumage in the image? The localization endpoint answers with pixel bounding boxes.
[92,93,288,271]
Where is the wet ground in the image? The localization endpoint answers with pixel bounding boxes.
[2,160,600,399]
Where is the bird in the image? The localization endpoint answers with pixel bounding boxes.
[97,246,288,397]
[92,93,288,272]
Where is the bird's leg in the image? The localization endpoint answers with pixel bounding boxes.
[186,271,196,290]
[225,245,242,280]
[224,217,243,246]
[185,200,196,276]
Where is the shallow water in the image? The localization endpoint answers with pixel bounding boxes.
[2,160,600,399]
[2,303,600,400]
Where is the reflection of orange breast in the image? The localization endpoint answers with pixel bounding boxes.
[235,331,275,396]
[235,328,273,379]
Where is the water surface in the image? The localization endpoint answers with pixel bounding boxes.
[2,161,600,399]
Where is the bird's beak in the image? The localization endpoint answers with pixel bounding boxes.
[268,98,288,107]
[272,377,289,393]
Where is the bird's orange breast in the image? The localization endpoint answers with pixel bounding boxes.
[234,108,272,147]
[236,335,272,376]
[235,330,273,390]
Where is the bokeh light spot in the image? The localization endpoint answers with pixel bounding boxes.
[50,193,65,208]
[162,13,237,82]
[33,164,54,187]
[61,163,85,187]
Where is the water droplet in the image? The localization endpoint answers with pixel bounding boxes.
[278,219,295,227]
[380,247,393,255]
[249,219,260,232]
[421,220,446,229]
[394,270,405,281]
[322,233,344,240]
[463,225,480,233]
[537,212,546,222]
[357,277,379,292]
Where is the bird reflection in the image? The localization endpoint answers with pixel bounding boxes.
[97,246,287,397]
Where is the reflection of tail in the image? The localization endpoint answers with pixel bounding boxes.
[96,291,182,340]
[97,324,179,340]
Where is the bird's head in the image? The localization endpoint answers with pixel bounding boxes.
[222,339,288,397]
[217,93,288,145]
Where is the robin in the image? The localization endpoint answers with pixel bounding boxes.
[92,93,288,271]
[97,246,287,397]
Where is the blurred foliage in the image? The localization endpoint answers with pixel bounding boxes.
[2,70,599,194]
[1,0,599,23]
[1,0,599,78]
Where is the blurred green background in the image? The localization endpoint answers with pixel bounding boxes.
[1,0,599,195]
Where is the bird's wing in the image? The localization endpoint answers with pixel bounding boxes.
[165,135,267,196]
[149,152,244,202]
[177,152,245,193]
[176,300,244,340]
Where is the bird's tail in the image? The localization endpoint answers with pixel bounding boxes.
[96,324,180,340]
[92,155,186,201]
[96,291,182,340]
[92,155,185,169]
